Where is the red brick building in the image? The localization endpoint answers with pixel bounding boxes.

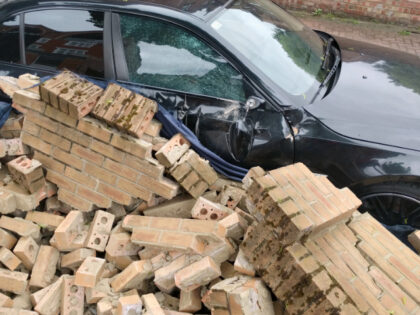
[273,0,420,25]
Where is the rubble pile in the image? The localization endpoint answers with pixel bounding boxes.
[0,71,418,315]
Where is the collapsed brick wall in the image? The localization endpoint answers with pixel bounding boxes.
[0,72,419,315]
[273,0,420,25]
[240,164,420,314]
[14,84,179,212]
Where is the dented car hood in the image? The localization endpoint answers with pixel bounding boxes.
[305,39,420,152]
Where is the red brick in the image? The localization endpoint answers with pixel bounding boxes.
[33,151,65,173]
[65,167,98,189]
[124,154,164,179]
[13,89,46,113]
[408,230,420,253]
[46,170,77,192]
[21,132,52,155]
[156,133,190,167]
[57,124,91,147]
[25,110,58,132]
[110,133,152,159]
[97,183,132,205]
[77,186,111,208]
[22,119,40,136]
[71,143,104,166]
[39,128,71,151]
[91,139,124,162]
[117,178,153,202]
[174,256,221,291]
[85,163,117,185]
[58,189,93,212]
[52,147,84,170]
[44,105,77,127]
[103,159,138,182]
[137,174,179,199]
[77,117,112,142]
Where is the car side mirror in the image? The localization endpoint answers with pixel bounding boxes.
[245,96,265,111]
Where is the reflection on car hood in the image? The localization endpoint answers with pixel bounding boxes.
[305,38,420,152]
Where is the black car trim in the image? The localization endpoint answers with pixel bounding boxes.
[19,13,25,65]
[104,11,116,80]
[203,0,235,22]
[111,13,129,81]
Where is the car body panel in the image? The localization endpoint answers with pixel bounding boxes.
[305,38,420,153]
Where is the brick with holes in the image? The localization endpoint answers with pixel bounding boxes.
[191,197,233,221]
[105,232,141,270]
[156,133,190,167]
[53,210,88,252]
[61,276,84,315]
[13,237,39,270]
[84,210,115,252]
[7,156,45,193]
[218,185,246,209]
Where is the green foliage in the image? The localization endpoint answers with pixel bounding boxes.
[398,30,411,36]
[312,8,323,16]
[274,29,324,81]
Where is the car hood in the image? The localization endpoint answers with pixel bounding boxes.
[305,38,420,152]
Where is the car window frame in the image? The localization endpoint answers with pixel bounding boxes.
[2,7,114,80]
[0,13,24,65]
[111,10,254,104]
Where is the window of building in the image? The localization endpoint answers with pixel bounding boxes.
[24,10,104,77]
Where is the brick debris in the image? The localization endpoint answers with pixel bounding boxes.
[0,71,417,314]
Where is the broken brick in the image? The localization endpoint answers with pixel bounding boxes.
[7,156,45,194]
[74,256,106,288]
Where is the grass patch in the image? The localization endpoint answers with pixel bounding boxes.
[398,30,411,36]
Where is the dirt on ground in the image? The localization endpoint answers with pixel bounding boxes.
[293,10,420,58]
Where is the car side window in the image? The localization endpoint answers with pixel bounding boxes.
[119,14,246,102]
[24,10,105,77]
[0,15,20,63]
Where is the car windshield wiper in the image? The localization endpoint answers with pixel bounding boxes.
[310,46,341,104]
[321,38,334,70]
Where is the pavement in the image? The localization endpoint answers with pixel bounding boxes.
[293,11,420,58]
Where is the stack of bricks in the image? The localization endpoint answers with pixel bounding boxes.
[240,163,420,314]
[156,133,219,198]
[14,72,180,211]
[91,83,158,138]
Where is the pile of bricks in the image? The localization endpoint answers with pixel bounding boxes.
[0,71,418,315]
[240,164,420,314]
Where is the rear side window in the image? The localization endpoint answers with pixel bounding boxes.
[0,15,20,63]
[119,14,246,102]
[24,10,105,77]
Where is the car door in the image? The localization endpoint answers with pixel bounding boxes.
[0,8,110,96]
[112,12,294,169]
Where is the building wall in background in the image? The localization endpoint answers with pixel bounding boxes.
[273,0,420,25]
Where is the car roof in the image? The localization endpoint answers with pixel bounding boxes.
[0,0,230,20]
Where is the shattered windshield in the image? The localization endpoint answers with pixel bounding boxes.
[212,0,326,103]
